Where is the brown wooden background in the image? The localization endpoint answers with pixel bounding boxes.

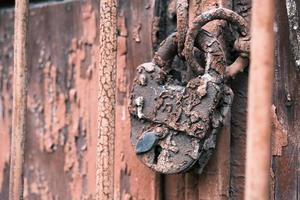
[0,0,299,199]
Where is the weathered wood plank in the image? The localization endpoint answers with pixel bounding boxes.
[114,1,162,199]
[1,1,100,199]
[0,0,299,199]
[163,175,185,200]
[273,0,300,199]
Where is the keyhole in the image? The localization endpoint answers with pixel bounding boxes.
[153,145,162,164]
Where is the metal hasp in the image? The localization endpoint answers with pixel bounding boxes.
[129,8,250,174]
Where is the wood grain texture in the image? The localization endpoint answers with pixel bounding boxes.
[273,0,300,199]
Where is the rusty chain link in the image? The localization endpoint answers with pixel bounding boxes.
[183,8,250,76]
[176,6,250,78]
[176,0,189,56]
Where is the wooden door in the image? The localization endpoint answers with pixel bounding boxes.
[0,0,299,199]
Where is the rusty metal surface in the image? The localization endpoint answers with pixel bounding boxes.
[184,8,249,76]
[129,8,248,175]
[151,0,247,199]
[129,62,228,174]
[176,0,188,55]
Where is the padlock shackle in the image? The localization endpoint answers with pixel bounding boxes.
[153,30,226,78]
[153,33,178,70]
[189,8,249,36]
[183,8,249,79]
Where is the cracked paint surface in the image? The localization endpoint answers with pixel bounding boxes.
[0,1,99,199]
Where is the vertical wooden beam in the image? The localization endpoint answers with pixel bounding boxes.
[9,0,29,199]
[272,0,300,198]
[245,0,275,199]
[96,0,117,199]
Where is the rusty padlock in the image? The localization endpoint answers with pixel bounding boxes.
[129,8,249,174]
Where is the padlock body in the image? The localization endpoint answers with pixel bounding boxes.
[129,62,223,174]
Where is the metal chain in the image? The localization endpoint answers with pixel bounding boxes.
[183,8,250,75]
[176,0,189,56]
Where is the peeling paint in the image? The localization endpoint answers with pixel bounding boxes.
[271,105,288,156]
[132,23,142,43]
[66,34,98,199]
[0,1,99,198]
[41,61,67,153]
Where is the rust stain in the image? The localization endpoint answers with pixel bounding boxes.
[271,105,288,156]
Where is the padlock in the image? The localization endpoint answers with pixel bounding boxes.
[129,8,249,174]
[129,31,230,174]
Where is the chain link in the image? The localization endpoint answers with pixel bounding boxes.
[176,0,189,56]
